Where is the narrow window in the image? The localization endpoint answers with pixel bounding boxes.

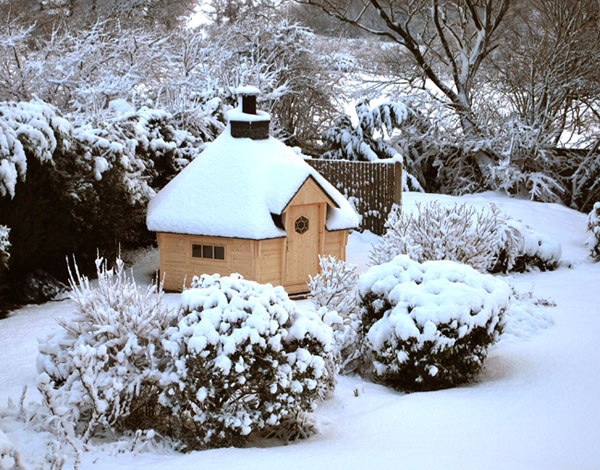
[192,244,203,258]
[214,246,225,260]
[203,245,213,259]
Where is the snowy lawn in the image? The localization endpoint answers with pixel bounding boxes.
[1,192,599,470]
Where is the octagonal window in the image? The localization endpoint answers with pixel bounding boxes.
[295,216,309,234]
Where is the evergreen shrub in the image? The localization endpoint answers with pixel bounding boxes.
[158,273,334,449]
[357,255,510,391]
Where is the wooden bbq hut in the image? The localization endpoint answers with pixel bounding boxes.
[146,86,359,294]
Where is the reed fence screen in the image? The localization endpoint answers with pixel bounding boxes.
[305,159,402,235]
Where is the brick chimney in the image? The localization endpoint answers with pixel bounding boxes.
[228,86,270,140]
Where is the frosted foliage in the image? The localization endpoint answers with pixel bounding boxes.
[357,255,510,391]
[98,106,203,190]
[485,155,565,204]
[37,256,178,443]
[160,274,334,449]
[0,225,9,270]
[587,202,600,261]
[0,98,159,205]
[308,255,358,317]
[0,99,67,198]
[0,430,24,470]
[308,256,361,373]
[371,202,560,273]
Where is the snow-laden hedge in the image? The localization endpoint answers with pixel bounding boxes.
[38,265,335,451]
[358,255,510,391]
[159,273,334,449]
[0,98,215,297]
[587,202,600,261]
[371,202,561,273]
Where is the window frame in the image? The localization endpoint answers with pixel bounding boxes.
[191,242,226,261]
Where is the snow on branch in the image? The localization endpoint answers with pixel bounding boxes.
[323,98,410,162]
[0,224,9,270]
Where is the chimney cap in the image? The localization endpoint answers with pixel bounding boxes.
[234,85,261,96]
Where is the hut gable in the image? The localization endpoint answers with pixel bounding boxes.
[283,175,339,212]
[146,130,358,240]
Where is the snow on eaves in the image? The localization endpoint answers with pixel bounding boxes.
[146,127,359,239]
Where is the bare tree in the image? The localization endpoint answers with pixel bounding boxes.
[491,0,600,146]
[200,0,286,25]
[298,0,510,137]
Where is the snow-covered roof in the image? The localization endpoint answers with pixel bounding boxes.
[146,127,359,239]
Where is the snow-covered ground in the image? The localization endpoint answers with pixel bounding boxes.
[1,192,599,470]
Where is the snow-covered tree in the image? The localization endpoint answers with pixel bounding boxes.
[491,0,600,148]
[200,0,285,25]
[323,98,408,162]
[301,0,510,138]
[322,97,428,191]
[204,14,341,152]
[0,0,196,32]
[0,20,172,121]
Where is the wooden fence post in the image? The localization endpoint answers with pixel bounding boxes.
[393,160,402,207]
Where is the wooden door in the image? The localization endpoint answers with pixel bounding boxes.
[285,203,320,291]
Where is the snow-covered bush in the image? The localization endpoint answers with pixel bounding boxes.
[0,98,148,285]
[0,99,68,198]
[371,202,560,273]
[37,256,178,441]
[357,255,510,391]
[96,106,205,191]
[497,219,561,273]
[308,255,361,373]
[158,273,334,449]
[587,202,600,261]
